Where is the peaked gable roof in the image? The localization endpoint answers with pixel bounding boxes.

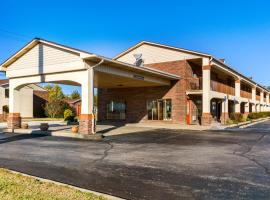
[113,41,211,60]
[0,38,95,70]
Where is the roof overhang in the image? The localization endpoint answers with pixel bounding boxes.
[84,55,180,81]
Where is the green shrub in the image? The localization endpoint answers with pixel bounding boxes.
[64,109,74,121]
[226,118,235,125]
[230,113,245,123]
[247,112,270,120]
[45,100,71,118]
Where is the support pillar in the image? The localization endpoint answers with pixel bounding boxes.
[7,87,21,129]
[244,102,250,117]
[79,67,95,134]
[201,60,212,125]
[7,113,21,129]
[221,97,229,124]
[260,91,264,106]
[235,79,241,113]
[252,104,256,112]
[235,102,241,113]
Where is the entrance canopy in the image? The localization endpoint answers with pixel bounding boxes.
[1,38,180,88]
[0,38,180,134]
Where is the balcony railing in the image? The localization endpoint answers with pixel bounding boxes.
[189,77,202,90]
[211,80,235,95]
[256,95,260,101]
[240,90,252,99]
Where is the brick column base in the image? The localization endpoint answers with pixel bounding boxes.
[201,113,212,125]
[7,113,21,129]
[220,112,229,124]
[79,114,95,134]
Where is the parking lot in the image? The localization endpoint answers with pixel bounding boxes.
[0,121,270,199]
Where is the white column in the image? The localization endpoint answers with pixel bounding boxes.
[80,67,95,134]
[202,64,211,114]
[221,97,229,124]
[260,91,264,104]
[235,79,241,98]
[201,58,212,125]
[81,68,94,115]
[244,102,249,113]
[251,104,255,112]
[9,87,21,114]
[252,87,256,102]
[235,80,241,113]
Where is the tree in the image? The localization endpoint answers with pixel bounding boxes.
[70,90,81,100]
[43,84,70,118]
[44,99,63,118]
[267,86,270,90]
[44,84,64,100]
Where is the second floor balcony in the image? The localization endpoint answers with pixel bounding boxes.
[211,80,235,96]
[240,90,252,99]
[189,77,202,90]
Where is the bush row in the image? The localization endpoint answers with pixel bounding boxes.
[248,112,270,120]
[227,112,270,124]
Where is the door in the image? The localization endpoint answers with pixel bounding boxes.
[186,100,191,124]
[157,100,164,120]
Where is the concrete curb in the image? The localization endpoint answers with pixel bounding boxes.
[224,117,270,129]
[239,118,270,129]
[3,168,125,200]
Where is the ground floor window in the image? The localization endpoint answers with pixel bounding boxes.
[106,100,126,120]
[147,99,172,121]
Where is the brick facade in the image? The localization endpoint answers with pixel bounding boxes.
[98,60,196,124]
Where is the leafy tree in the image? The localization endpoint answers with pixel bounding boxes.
[44,84,64,100]
[267,86,270,90]
[70,90,81,100]
[43,84,70,118]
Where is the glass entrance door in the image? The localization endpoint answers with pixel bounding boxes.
[147,99,172,121]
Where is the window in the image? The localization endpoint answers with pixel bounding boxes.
[147,99,172,121]
[106,100,126,120]
[5,89,9,98]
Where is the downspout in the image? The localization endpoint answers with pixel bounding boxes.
[84,57,104,69]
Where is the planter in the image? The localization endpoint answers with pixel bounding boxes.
[21,123,29,129]
[40,123,49,131]
[71,125,79,133]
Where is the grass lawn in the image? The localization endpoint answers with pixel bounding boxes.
[0,168,106,200]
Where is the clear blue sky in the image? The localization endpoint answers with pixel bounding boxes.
[1,0,270,94]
